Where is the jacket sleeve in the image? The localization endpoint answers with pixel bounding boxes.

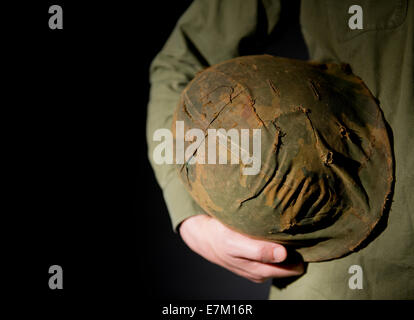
[146,0,281,231]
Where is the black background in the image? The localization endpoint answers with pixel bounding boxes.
[7,0,412,316]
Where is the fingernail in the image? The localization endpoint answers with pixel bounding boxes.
[273,247,286,263]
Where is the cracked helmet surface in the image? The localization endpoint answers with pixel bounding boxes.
[172,55,394,262]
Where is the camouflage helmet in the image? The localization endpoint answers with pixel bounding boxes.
[172,55,394,262]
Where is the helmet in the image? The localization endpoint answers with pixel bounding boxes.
[172,55,394,262]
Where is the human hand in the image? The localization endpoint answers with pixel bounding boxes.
[179,214,305,283]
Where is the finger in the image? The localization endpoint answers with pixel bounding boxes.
[224,255,304,282]
[229,268,268,284]
[247,260,305,279]
[225,261,272,283]
[224,231,287,263]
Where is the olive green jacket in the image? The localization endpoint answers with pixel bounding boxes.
[146,0,414,299]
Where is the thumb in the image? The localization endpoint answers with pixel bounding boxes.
[271,245,288,263]
[227,231,288,263]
